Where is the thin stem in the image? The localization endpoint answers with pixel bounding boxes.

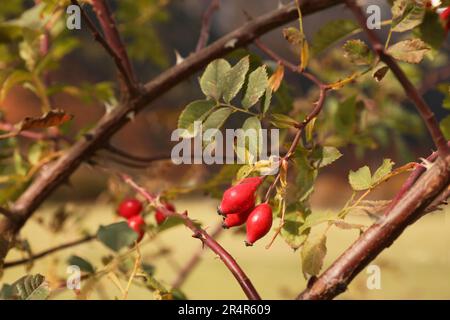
[196,0,220,52]
[70,0,138,95]
[3,235,95,269]
[120,173,261,300]
[345,0,449,157]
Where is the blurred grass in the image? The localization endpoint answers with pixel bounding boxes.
[2,198,450,300]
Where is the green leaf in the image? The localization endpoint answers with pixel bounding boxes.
[335,95,357,137]
[67,255,95,274]
[281,208,310,250]
[13,274,50,300]
[311,19,359,55]
[415,10,445,50]
[97,222,138,252]
[318,146,342,168]
[242,116,262,158]
[242,66,268,109]
[177,100,215,138]
[0,70,33,102]
[372,159,394,184]
[387,39,430,64]
[222,56,249,103]
[343,39,374,66]
[203,107,232,132]
[0,284,14,300]
[391,0,425,32]
[301,233,327,277]
[235,164,254,182]
[295,147,318,202]
[199,59,231,100]
[348,166,372,191]
[270,113,298,129]
[157,215,185,233]
[298,211,338,234]
[262,88,272,115]
[440,115,450,140]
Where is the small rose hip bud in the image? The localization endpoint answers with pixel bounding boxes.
[118,198,143,219]
[217,177,263,216]
[155,202,175,225]
[222,208,251,229]
[245,203,273,246]
[127,215,145,242]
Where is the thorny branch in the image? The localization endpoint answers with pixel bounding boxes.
[196,0,221,52]
[120,173,261,300]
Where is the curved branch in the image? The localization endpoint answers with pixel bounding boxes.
[196,0,221,52]
[3,235,95,269]
[120,174,260,300]
[297,150,450,300]
[345,0,449,157]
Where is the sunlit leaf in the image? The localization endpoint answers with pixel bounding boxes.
[199,59,231,100]
[387,39,430,64]
[222,56,249,103]
[177,100,215,138]
[242,66,268,109]
[348,166,372,191]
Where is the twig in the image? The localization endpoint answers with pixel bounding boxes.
[297,148,450,300]
[196,0,220,52]
[172,223,223,289]
[3,235,95,269]
[104,144,171,163]
[0,0,344,270]
[70,0,137,94]
[345,0,449,157]
[120,173,261,300]
[90,0,137,87]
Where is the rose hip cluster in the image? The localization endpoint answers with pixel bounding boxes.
[218,177,272,246]
[118,198,175,242]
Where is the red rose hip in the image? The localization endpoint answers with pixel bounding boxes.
[245,203,273,246]
[222,209,251,229]
[127,215,145,242]
[118,198,143,219]
[440,7,450,33]
[155,202,175,225]
[218,177,263,216]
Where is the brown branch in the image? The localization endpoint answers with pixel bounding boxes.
[344,0,449,157]
[3,235,95,269]
[172,223,223,289]
[90,0,137,86]
[0,0,344,268]
[103,144,171,163]
[297,148,450,300]
[120,173,261,300]
[196,0,221,52]
[70,0,137,94]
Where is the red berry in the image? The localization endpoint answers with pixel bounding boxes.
[440,7,450,32]
[155,202,175,225]
[127,215,145,242]
[222,208,251,229]
[218,177,262,216]
[118,198,143,219]
[245,203,273,246]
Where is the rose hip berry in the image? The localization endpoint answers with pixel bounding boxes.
[440,7,450,33]
[127,214,145,242]
[222,209,251,229]
[245,203,273,246]
[118,198,143,219]
[217,177,263,216]
[155,202,175,225]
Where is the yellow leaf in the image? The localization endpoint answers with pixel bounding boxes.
[268,64,284,92]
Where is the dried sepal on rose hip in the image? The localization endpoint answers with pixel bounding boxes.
[217,176,263,216]
[245,203,273,246]
[127,214,146,242]
[118,198,143,219]
[155,202,176,225]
